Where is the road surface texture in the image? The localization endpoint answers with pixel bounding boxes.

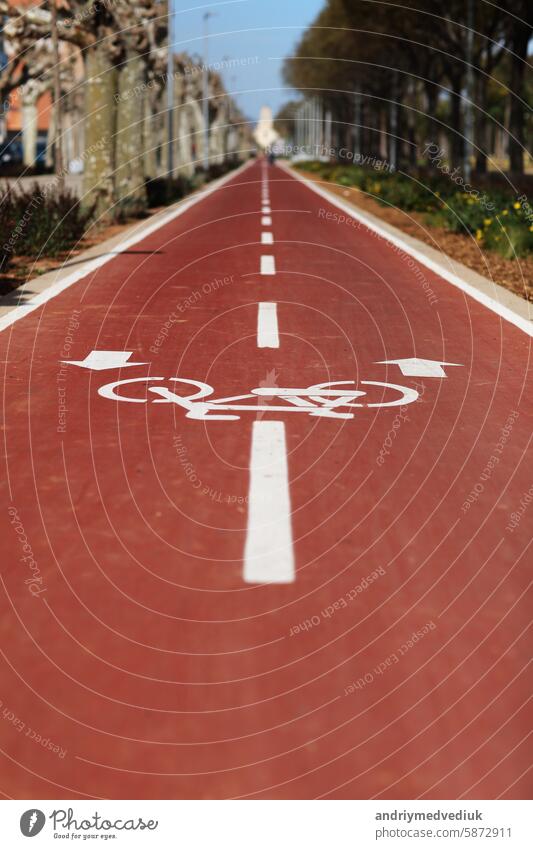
[0,159,531,799]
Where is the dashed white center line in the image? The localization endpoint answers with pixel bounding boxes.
[261,232,274,245]
[257,302,279,348]
[262,206,271,213]
[261,216,272,226]
[260,255,276,275]
[244,421,295,584]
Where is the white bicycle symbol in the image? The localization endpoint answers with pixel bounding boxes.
[98,378,419,421]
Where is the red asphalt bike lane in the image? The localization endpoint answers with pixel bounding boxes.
[0,159,531,800]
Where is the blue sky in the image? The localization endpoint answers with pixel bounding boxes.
[173,0,325,121]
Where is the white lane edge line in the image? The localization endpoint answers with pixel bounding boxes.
[244,421,295,584]
[260,255,276,275]
[261,216,272,226]
[261,232,274,245]
[257,301,279,348]
[282,163,533,337]
[262,206,271,213]
[0,160,255,334]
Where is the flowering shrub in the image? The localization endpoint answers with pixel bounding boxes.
[297,161,533,258]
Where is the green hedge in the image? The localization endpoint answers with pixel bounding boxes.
[296,161,533,258]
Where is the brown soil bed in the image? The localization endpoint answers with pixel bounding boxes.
[301,171,533,302]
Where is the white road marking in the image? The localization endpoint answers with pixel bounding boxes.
[261,232,274,245]
[262,205,271,213]
[261,216,272,226]
[244,421,295,584]
[377,358,463,378]
[261,255,276,275]
[257,302,279,348]
[64,350,147,370]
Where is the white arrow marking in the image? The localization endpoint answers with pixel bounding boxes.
[377,358,462,378]
[63,351,148,371]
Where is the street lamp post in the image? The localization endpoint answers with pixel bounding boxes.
[202,11,215,172]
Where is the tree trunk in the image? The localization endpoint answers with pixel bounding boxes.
[83,45,117,220]
[143,95,158,180]
[388,73,398,170]
[508,24,531,174]
[353,91,362,157]
[379,108,387,159]
[423,81,439,149]
[116,52,148,216]
[404,81,417,168]
[474,71,488,174]
[450,80,464,168]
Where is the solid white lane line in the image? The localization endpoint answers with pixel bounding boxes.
[260,255,276,275]
[244,421,295,584]
[257,302,279,348]
[261,216,272,226]
[262,206,271,213]
[261,232,274,245]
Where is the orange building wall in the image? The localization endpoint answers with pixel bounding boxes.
[6,0,52,133]
[6,88,52,133]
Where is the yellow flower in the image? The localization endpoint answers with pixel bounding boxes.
[483,218,492,227]
[475,229,483,241]
[502,209,508,215]
[513,202,521,210]
[530,225,533,232]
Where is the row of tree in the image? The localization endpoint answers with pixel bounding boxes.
[0,1,248,220]
[280,0,532,175]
